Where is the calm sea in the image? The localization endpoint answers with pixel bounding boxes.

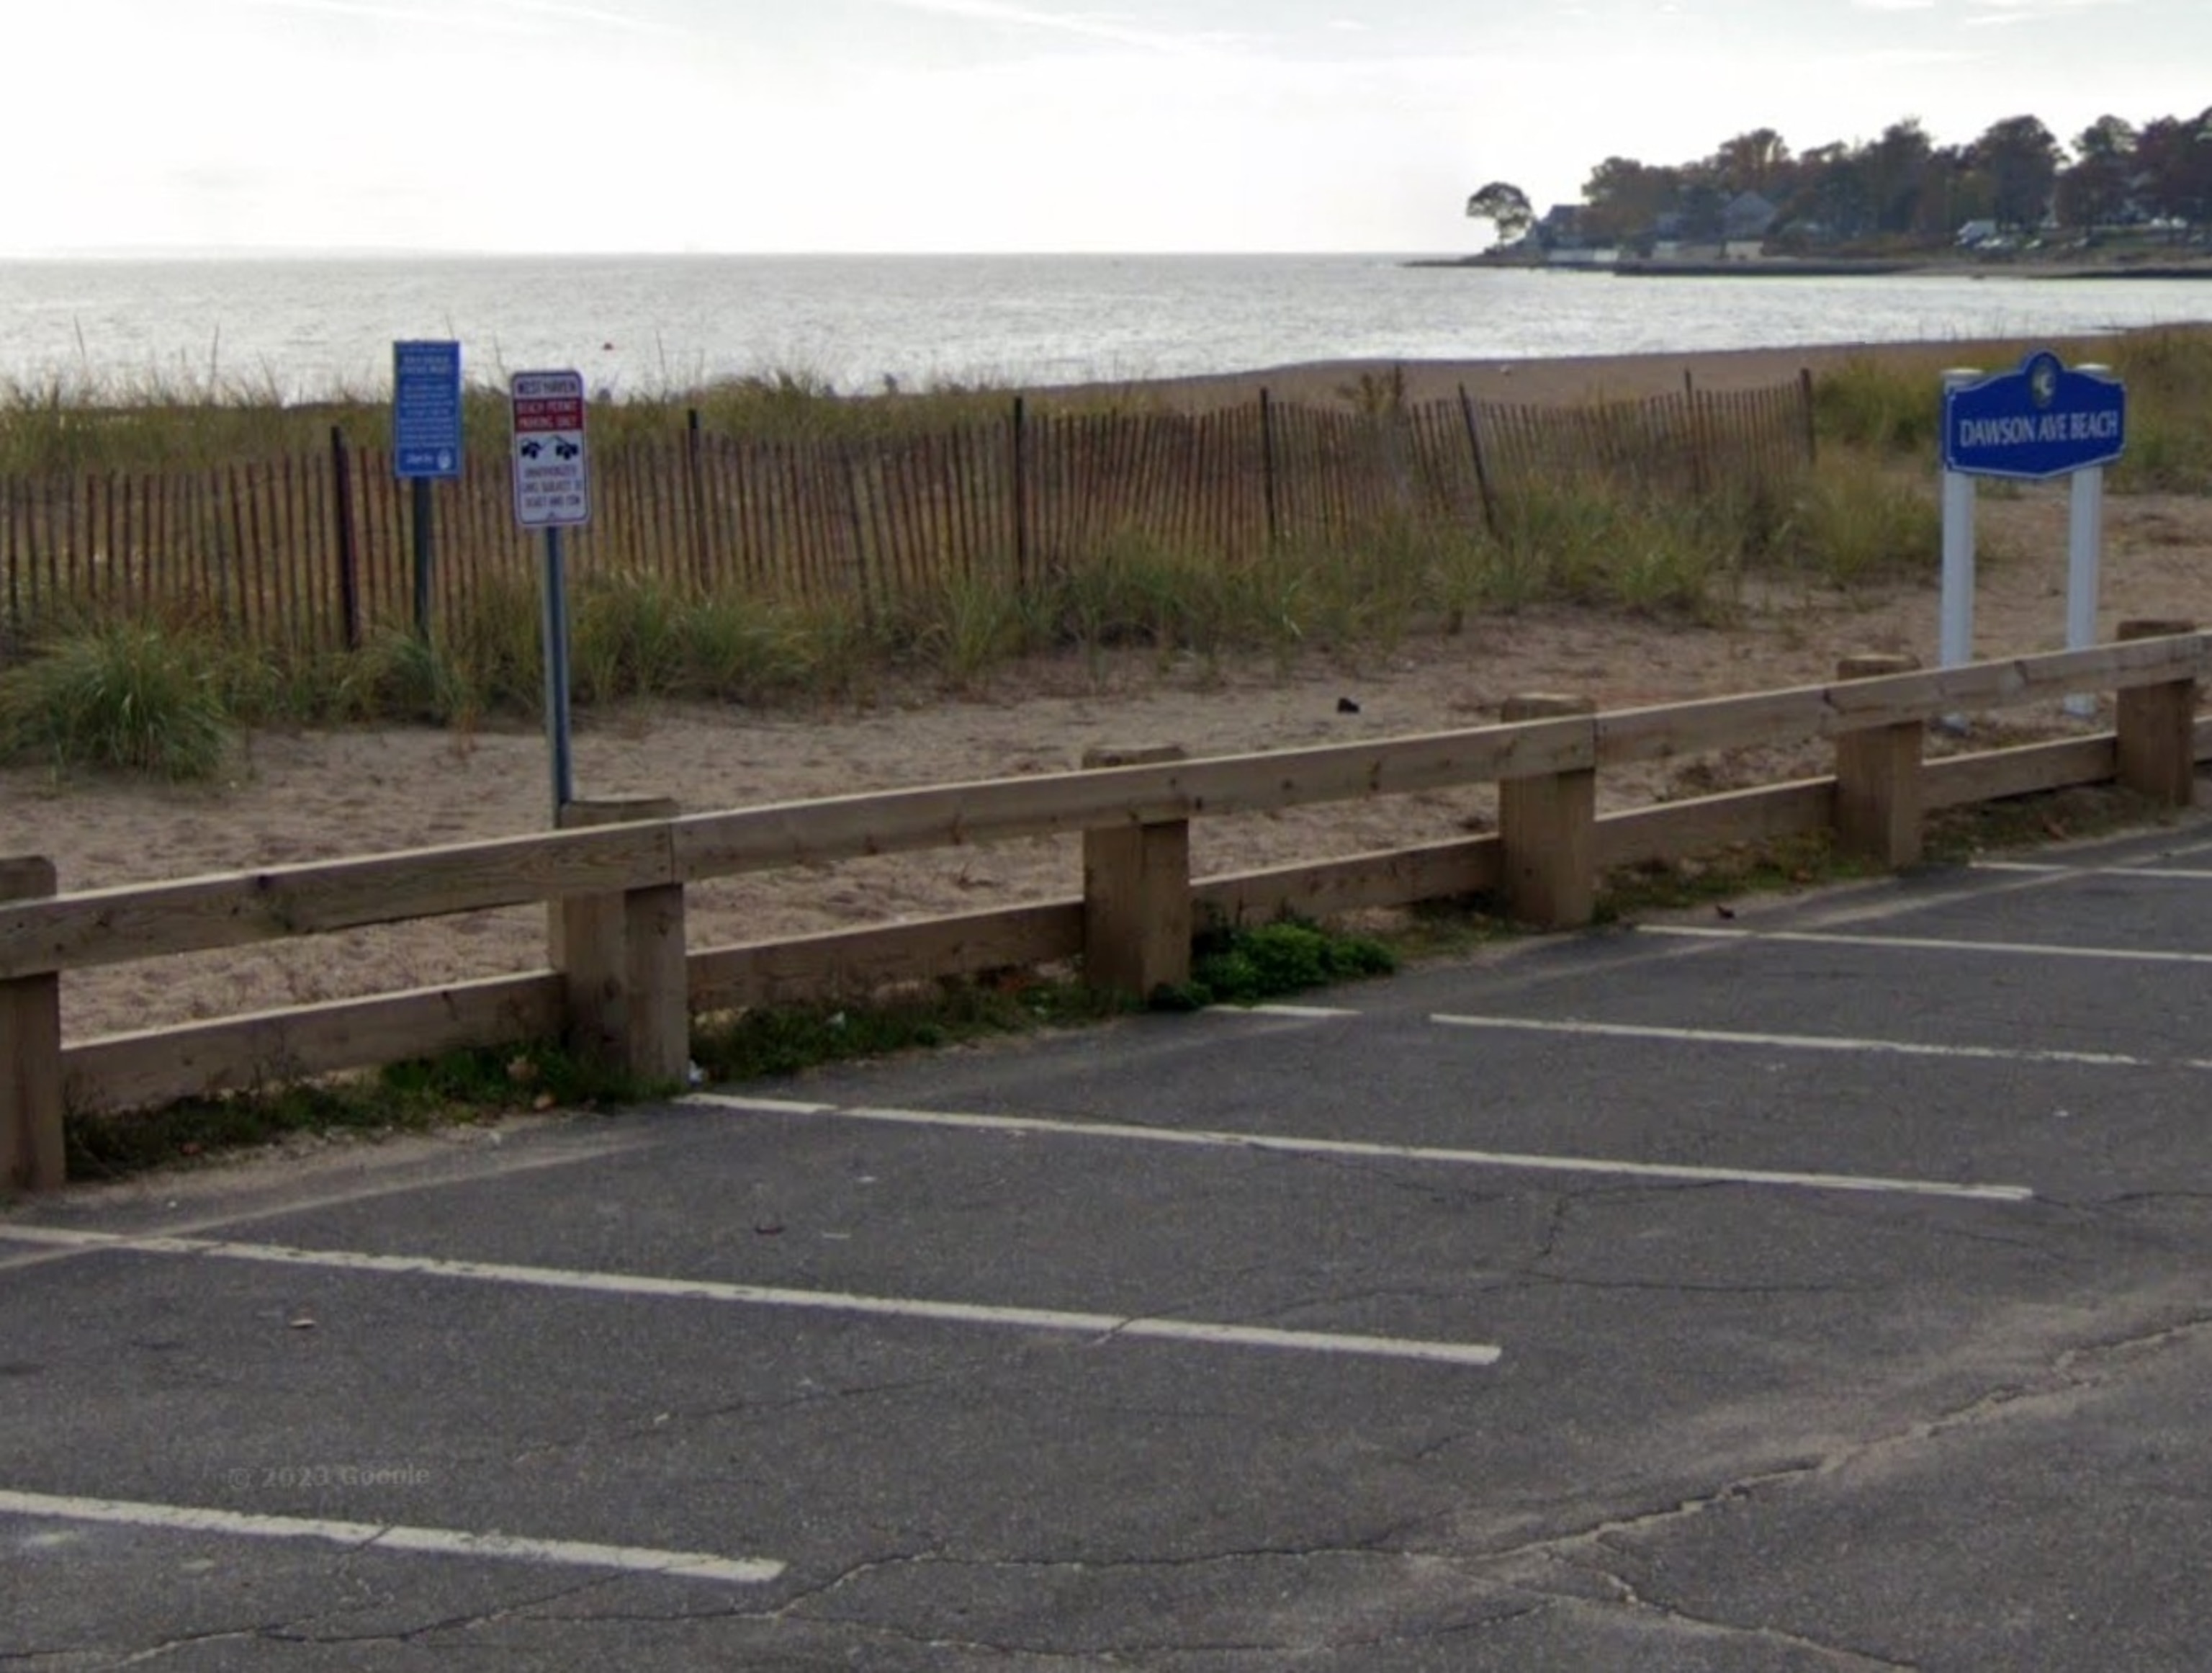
[3,253,2209,400]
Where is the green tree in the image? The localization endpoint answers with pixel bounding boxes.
[1969,114,2064,231]
[1787,140,1874,241]
[1869,120,1936,236]
[1465,181,1534,245]
[1711,127,1792,197]
[1918,143,1990,240]
[2138,108,2212,228]
[2057,115,2140,230]
[1581,156,1682,243]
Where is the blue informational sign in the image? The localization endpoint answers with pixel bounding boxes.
[1942,350,2125,481]
[392,340,464,480]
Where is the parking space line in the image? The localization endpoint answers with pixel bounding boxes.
[0,1139,648,1278]
[1975,861,2212,882]
[1431,1012,2176,1069]
[0,1488,784,1584]
[1643,925,2212,966]
[1210,1003,1362,1019]
[689,1095,2032,1204]
[0,1227,1501,1369]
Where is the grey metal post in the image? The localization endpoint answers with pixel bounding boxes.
[411,475,435,640]
[541,526,575,820]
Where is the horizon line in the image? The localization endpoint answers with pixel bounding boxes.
[0,245,1468,264]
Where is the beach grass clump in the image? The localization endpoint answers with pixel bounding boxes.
[2105,326,2212,492]
[676,591,853,702]
[1779,454,1942,587]
[1025,520,1452,673]
[570,568,693,705]
[909,572,1036,690]
[1812,355,1943,455]
[1485,477,1744,620]
[681,372,1018,445]
[413,566,543,719]
[0,616,233,779]
[1236,518,1442,660]
[341,627,480,726]
[1045,529,1245,663]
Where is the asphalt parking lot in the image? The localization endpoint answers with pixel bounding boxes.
[8,817,2212,1669]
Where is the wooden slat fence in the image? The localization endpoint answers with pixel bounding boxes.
[0,378,1814,652]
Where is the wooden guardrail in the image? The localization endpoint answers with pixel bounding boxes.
[1,620,2202,1193]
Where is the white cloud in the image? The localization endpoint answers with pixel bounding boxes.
[1964,0,2130,17]
[863,0,1218,53]
[238,0,681,35]
[3,0,2208,256]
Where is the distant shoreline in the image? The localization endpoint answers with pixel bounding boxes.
[1030,320,2212,413]
[1407,254,2212,282]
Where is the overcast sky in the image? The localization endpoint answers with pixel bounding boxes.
[5,0,2206,256]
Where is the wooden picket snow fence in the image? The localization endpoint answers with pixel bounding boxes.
[2,622,2202,1193]
[0,380,1815,649]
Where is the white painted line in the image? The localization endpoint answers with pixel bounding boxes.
[1211,1003,1360,1019]
[1643,925,2212,968]
[0,1488,783,1584]
[691,1095,2031,1204]
[0,1226,1500,1369]
[1431,1012,2152,1069]
[0,1139,647,1278]
[1975,861,2212,882]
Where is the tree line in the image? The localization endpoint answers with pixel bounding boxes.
[1467,107,2212,251]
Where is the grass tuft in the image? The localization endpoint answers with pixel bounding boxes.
[64,1040,656,1182]
[1156,916,1398,1010]
[691,977,1130,1082]
[0,618,233,779]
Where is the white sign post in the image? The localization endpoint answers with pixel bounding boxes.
[509,371,591,820]
[1940,369,1980,683]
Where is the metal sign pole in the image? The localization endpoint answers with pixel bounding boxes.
[511,367,590,823]
[392,340,462,645]
[541,525,575,820]
[411,476,436,640]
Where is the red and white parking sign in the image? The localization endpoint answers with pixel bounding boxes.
[510,370,590,529]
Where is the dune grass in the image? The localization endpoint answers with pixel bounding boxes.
[22,326,2212,775]
[0,362,1134,477]
[1812,323,2212,493]
[0,450,1951,779]
[0,617,233,779]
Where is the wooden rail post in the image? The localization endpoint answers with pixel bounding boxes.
[1833,653,1925,867]
[1498,696,1599,929]
[1,857,65,1193]
[2116,619,2200,807]
[1082,746,1190,1000]
[550,799,689,1087]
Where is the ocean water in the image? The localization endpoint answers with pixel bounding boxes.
[2,253,2208,400]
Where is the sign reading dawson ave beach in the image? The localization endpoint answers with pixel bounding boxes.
[1942,351,2126,480]
[1936,350,2127,710]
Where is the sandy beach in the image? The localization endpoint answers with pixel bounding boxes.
[1064,337,2105,412]
[5,338,2209,1048]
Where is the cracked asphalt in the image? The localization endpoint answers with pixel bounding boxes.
[7,818,2212,1669]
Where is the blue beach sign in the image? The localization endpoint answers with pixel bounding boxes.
[1942,350,2125,480]
[392,339,464,480]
